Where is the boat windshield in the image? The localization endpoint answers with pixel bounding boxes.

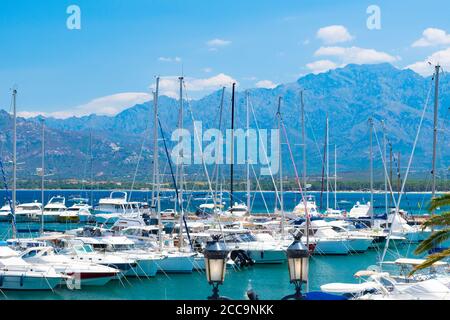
[83,245,95,253]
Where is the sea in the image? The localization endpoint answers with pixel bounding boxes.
[0,189,438,300]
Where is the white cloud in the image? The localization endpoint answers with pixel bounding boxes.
[405,47,450,76]
[255,80,277,89]
[18,92,151,119]
[316,25,353,44]
[206,38,231,50]
[152,73,237,98]
[412,28,450,47]
[203,67,213,73]
[306,60,339,74]
[315,46,399,64]
[158,56,181,63]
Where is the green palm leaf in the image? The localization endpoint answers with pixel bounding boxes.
[414,229,450,255]
[410,248,450,275]
[421,212,450,229]
[428,193,450,212]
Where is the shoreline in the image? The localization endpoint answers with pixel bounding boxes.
[2,189,447,194]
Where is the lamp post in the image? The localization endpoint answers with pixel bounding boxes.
[282,234,310,300]
[204,235,231,300]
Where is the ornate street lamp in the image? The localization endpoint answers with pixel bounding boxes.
[282,233,309,300]
[204,235,230,300]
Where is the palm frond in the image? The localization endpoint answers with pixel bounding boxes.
[410,248,450,275]
[421,212,450,229]
[428,193,450,212]
[414,229,450,255]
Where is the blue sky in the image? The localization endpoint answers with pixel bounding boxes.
[1,0,449,118]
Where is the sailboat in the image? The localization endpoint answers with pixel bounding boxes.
[226,83,249,217]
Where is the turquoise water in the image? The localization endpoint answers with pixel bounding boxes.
[0,190,431,300]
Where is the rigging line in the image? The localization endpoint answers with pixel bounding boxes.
[182,82,225,241]
[157,116,193,251]
[129,128,150,201]
[303,111,325,167]
[250,164,270,215]
[279,113,311,224]
[379,78,433,263]
[182,81,215,199]
[248,98,281,208]
[0,157,16,237]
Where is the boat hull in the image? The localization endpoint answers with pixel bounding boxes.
[313,240,349,255]
[0,273,62,290]
[347,238,373,253]
[125,259,158,277]
[247,249,287,264]
[156,255,194,274]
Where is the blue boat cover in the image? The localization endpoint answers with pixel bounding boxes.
[305,292,347,300]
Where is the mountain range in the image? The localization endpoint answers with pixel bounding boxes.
[0,63,448,186]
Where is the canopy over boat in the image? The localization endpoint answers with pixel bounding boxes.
[321,281,382,294]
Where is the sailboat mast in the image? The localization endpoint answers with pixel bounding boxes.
[230,83,236,209]
[89,131,93,206]
[177,76,184,248]
[214,87,225,210]
[382,121,388,215]
[326,115,329,211]
[389,143,393,207]
[152,77,162,250]
[301,91,306,190]
[40,119,45,234]
[369,117,374,224]
[334,144,337,209]
[277,97,285,239]
[397,152,401,199]
[12,89,17,239]
[246,91,251,212]
[431,64,440,202]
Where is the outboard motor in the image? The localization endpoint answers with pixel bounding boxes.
[230,250,255,268]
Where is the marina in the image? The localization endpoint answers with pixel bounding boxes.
[0,190,445,300]
[1,0,450,305]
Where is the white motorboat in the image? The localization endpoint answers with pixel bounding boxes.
[16,202,43,222]
[348,201,372,219]
[207,228,287,264]
[59,203,93,223]
[293,195,320,217]
[225,203,249,217]
[94,191,141,224]
[0,204,11,222]
[20,246,120,287]
[294,220,352,255]
[60,242,137,274]
[78,235,166,277]
[31,196,67,223]
[0,246,65,290]
[322,270,450,300]
[119,226,195,273]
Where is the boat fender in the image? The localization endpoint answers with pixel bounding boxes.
[0,275,3,287]
[260,251,264,259]
[20,274,24,287]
